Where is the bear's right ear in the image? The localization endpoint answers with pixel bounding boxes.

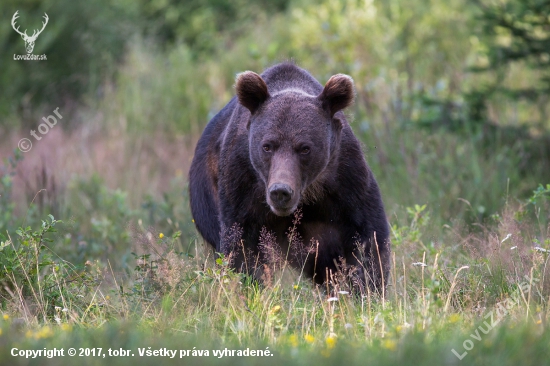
[235,71,270,115]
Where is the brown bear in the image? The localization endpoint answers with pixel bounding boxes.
[189,62,390,292]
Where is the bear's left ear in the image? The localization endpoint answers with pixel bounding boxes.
[317,74,355,118]
[235,71,270,115]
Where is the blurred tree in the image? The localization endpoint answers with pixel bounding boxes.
[473,0,550,115]
[139,0,291,55]
[475,0,550,173]
[434,0,550,177]
[410,0,549,133]
[0,0,139,127]
[0,0,292,127]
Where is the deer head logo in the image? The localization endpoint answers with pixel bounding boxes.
[11,11,49,54]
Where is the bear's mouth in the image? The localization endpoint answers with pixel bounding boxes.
[268,204,297,217]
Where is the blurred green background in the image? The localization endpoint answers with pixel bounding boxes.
[1,4,549,364]
[0,0,549,270]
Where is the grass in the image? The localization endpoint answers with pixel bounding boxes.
[0,321,549,365]
[0,186,549,365]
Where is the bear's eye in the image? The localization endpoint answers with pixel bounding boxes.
[263,144,271,152]
[300,146,310,155]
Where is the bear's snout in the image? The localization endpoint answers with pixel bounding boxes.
[269,183,294,207]
[267,181,297,216]
[266,155,300,216]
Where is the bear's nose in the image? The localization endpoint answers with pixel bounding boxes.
[269,183,293,206]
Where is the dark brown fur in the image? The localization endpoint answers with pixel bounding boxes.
[189,62,390,292]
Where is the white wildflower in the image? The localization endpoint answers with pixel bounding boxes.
[412,262,427,267]
[501,234,512,243]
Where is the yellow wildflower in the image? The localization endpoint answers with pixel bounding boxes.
[449,314,461,323]
[35,326,53,339]
[325,336,336,349]
[159,233,164,239]
[2,314,8,320]
[289,334,299,347]
[304,334,315,344]
[382,339,397,351]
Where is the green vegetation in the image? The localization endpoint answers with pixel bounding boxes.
[0,0,549,364]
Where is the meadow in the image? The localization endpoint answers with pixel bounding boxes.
[1,0,549,365]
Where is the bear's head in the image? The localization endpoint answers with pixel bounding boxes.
[235,70,354,217]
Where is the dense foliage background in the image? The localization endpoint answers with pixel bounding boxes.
[0,0,549,365]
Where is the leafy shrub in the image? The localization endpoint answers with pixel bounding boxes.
[0,215,101,321]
